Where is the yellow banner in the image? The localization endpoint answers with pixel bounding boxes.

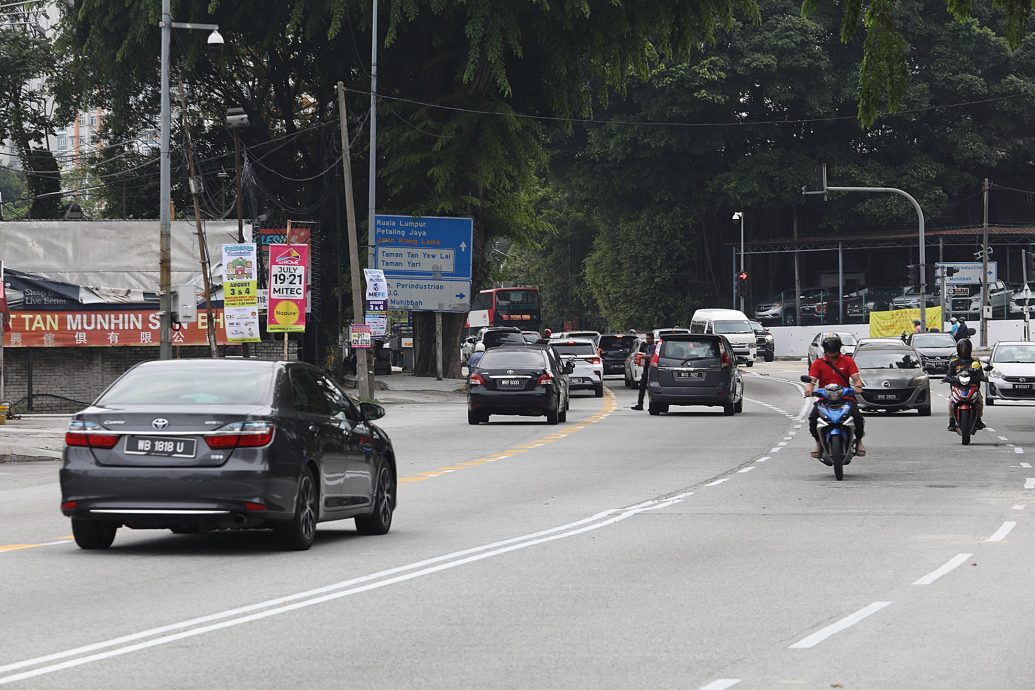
[223,279,257,308]
[868,307,942,338]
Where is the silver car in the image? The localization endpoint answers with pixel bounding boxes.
[807,331,858,365]
[852,341,931,415]
[985,341,1035,404]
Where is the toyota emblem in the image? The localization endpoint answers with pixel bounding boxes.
[151,418,169,430]
[507,370,515,375]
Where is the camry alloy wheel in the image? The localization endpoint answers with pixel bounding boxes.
[299,473,317,543]
[376,466,393,525]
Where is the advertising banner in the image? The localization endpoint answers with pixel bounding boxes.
[221,243,260,343]
[349,324,372,349]
[266,244,308,333]
[869,307,943,338]
[363,268,389,337]
[1,309,228,347]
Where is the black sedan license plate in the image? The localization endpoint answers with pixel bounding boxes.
[676,371,705,380]
[125,436,197,458]
[499,378,522,388]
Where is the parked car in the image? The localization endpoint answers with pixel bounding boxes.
[645,333,744,415]
[754,290,798,325]
[845,287,899,323]
[985,341,1035,405]
[852,341,931,414]
[806,331,858,365]
[467,346,572,424]
[60,359,397,551]
[624,336,650,388]
[550,338,604,397]
[749,320,775,362]
[891,286,940,310]
[799,288,841,325]
[906,332,957,374]
[597,333,637,376]
[958,280,1015,319]
[1009,288,1035,316]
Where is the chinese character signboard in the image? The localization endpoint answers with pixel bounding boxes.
[221,243,261,343]
[266,244,308,333]
[2,309,228,347]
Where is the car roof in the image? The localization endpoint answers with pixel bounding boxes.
[855,341,914,351]
[552,338,595,345]
[661,333,721,341]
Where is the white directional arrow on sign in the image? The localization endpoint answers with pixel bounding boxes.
[460,241,467,252]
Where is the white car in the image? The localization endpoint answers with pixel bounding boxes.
[985,341,1035,405]
[653,327,691,339]
[551,330,602,348]
[624,336,650,388]
[807,332,859,364]
[551,338,604,397]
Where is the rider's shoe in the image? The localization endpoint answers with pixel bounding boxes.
[975,419,986,430]
[947,419,957,432]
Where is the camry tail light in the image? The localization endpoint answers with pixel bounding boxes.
[469,373,485,386]
[65,420,119,449]
[205,421,275,450]
[536,373,554,386]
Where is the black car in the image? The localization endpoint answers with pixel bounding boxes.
[467,346,572,425]
[60,359,397,551]
[646,334,744,415]
[598,333,637,375]
[749,321,775,362]
[907,332,957,374]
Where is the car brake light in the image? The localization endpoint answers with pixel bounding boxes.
[587,356,601,365]
[244,501,268,512]
[721,351,731,368]
[536,373,553,386]
[60,501,77,511]
[634,353,645,366]
[65,421,119,449]
[650,348,661,368]
[469,373,485,386]
[204,421,275,450]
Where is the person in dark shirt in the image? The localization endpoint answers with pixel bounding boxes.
[944,337,985,432]
[630,332,656,411]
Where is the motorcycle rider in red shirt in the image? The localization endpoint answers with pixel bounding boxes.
[804,333,866,460]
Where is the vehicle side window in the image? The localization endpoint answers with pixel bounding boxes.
[289,368,333,417]
[316,374,360,420]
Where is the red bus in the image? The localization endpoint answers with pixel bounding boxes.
[465,287,542,333]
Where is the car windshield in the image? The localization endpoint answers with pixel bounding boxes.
[478,350,547,368]
[713,321,753,334]
[97,363,274,405]
[854,351,921,369]
[993,345,1035,363]
[660,339,719,360]
[552,343,595,356]
[838,334,858,345]
[911,334,955,348]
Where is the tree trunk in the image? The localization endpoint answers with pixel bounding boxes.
[412,312,465,378]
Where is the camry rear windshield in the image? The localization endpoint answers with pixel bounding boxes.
[478,350,547,368]
[854,352,921,369]
[713,321,753,334]
[98,364,275,405]
[552,343,595,356]
[660,340,719,360]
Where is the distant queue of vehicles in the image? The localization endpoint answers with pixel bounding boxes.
[755,281,1030,326]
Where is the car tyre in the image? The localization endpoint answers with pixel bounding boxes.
[745,360,753,368]
[72,518,117,550]
[764,353,774,362]
[624,373,633,388]
[467,409,482,425]
[986,396,996,406]
[558,396,568,423]
[734,398,744,413]
[546,406,559,424]
[917,404,931,417]
[274,469,318,551]
[648,402,666,416]
[594,383,604,398]
[355,462,395,536]
[723,402,735,416]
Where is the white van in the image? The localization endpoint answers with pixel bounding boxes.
[689,309,757,366]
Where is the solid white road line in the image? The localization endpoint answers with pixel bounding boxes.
[987,522,1017,542]
[913,553,973,585]
[1025,478,1035,490]
[699,680,741,690]
[789,602,892,649]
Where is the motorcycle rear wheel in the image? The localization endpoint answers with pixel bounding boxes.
[829,434,845,481]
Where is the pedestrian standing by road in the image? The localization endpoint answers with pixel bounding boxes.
[954,317,969,342]
[949,316,959,337]
[913,319,922,334]
[630,332,656,411]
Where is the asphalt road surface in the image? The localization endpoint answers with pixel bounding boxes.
[2,362,1034,688]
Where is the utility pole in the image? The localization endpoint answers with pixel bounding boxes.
[367,0,379,269]
[338,82,373,400]
[793,206,801,326]
[158,0,172,360]
[980,178,990,348]
[227,106,250,357]
[1022,250,1031,342]
[179,80,219,358]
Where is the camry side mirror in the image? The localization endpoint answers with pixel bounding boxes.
[799,375,812,383]
[360,401,386,421]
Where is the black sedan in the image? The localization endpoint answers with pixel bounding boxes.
[467,346,572,424]
[60,359,397,551]
[906,332,957,374]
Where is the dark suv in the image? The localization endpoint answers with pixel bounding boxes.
[646,334,744,416]
[597,333,636,375]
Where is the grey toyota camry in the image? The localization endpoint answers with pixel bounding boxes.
[60,359,397,551]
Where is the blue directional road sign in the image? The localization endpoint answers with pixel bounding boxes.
[373,215,473,280]
[374,215,473,312]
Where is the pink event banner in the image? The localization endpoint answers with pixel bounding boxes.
[266,244,309,333]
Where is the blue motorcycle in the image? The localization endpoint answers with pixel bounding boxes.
[801,377,858,480]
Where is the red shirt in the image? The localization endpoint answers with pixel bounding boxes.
[809,354,859,388]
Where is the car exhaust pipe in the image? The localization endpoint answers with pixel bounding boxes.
[231,514,246,526]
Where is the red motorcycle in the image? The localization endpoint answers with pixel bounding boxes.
[945,370,982,445]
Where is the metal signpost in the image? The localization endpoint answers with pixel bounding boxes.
[373,215,473,380]
[1023,250,1031,342]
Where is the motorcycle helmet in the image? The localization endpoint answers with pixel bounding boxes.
[950,317,958,324]
[956,338,972,359]
[821,333,842,355]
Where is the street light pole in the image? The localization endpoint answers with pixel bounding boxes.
[733,211,744,313]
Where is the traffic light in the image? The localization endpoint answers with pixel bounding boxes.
[907,264,920,292]
[736,271,749,297]
[924,264,936,289]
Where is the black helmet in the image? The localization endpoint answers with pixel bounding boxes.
[913,319,921,326]
[821,332,842,354]
[956,338,973,359]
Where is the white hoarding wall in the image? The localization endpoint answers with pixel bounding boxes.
[0,220,239,292]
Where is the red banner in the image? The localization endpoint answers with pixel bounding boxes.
[1,309,229,347]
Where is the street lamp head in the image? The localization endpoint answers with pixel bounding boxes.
[225,106,249,129]
[732,211,742,221]
[206,29,224,59]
